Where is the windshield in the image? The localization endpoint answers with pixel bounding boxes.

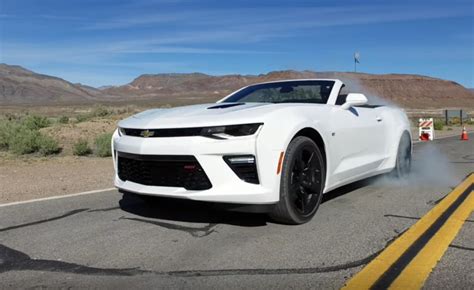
[223,80,335,104]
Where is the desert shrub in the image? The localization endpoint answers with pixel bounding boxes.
[94,133,113,157]
[22,115,51,130]
[73,139,92,156]
[76,114,90,123]
[4,113,23,121]
[9,126,42,154]
[0,119,60,155]
[116,105,138,115]
[447,127,453,131]
[75,106,113,123]
[58,116,69,124]
[38,135,61,156]
[91,106,111,117]
[0,120,17,150]
[450,117,461,125]
[434,119,444,131]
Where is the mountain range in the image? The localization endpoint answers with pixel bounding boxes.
[1,63,472,108]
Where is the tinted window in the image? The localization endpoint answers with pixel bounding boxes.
[223,81,335,104]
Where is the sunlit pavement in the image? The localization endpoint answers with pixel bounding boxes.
[0,134,472,289]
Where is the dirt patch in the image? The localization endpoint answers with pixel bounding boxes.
[40,118,119,155]
[0,156,114,204]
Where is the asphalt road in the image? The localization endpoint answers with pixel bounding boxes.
[1,135,473,289]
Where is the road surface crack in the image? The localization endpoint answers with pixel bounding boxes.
[0,209,89,233]
[449,244,474,251]
[88,206,120,212]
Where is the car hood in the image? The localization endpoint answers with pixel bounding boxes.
[118,102,276,128]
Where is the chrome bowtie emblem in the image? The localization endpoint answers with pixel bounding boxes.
[140,129,154,137]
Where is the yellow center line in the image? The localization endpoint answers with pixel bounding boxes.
[389,188,474,289]
[342,173,474,290]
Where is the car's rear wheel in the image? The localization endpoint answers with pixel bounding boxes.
[269,136,325,224]
[394,132,412,178]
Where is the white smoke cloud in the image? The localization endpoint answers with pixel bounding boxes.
[341,77,460,188]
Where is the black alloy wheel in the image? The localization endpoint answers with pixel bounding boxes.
[270,136,325,224]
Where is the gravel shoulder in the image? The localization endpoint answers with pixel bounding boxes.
[0,156,113,204]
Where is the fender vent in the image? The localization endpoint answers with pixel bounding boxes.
[207,103,245,109]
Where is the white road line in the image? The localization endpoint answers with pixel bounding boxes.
[0,187,116,208]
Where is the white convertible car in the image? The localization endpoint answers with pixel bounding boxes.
[112,79,412,224]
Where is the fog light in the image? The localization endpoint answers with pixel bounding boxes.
[223,155,259,184]
[227,156,255,164]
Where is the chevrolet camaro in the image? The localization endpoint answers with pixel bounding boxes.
[112,79,412,224]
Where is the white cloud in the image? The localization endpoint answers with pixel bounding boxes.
[80,4,471,32]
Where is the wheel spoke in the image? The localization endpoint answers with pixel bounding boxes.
[290,181,299,193]
[299,184,307,196]
[304,152,314,171]
[297,156,305,171]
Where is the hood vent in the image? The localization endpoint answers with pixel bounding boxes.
[207,103,245,109]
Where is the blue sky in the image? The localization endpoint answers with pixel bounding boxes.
[0,0,473,87]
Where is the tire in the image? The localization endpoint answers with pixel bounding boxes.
[269,136,326,224]
[393,132,412,178]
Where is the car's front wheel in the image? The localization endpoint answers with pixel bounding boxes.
[269,136,325,224]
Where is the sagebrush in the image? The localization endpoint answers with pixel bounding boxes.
[0,117,60,155]
[95,133,113,157]
[73,139,92,156]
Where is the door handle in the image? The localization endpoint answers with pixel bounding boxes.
[376,117,383,122]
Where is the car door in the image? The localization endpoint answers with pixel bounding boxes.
[327,106,387,184]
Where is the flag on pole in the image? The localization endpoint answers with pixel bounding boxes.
[354,52,360,63]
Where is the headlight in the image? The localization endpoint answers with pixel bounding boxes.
[201,123,262,139]
[117,127,126,136]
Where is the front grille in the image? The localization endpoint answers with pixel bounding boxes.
[117,152,212,190]
[120,123,262,138]
[122,128,202,138]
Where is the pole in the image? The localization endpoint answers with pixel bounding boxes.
[354,59,357,73]
[445,109,448,126]
[460,109,463,126]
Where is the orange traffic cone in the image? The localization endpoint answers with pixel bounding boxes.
[460,126,469,141]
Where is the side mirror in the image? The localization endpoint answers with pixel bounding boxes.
[341,93,368,110]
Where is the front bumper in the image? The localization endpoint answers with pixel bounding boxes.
[112,130,281,204]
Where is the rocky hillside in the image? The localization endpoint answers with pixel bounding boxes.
[0,64,115,104]
[103,70,474,108]
[1,63,472,108]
